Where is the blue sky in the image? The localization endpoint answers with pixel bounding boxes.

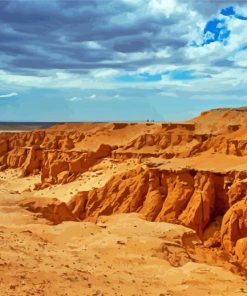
[0,0,247,121]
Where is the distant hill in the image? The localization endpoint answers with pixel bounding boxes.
[188,107,247,134]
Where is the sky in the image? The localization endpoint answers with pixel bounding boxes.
[0,0,247,122]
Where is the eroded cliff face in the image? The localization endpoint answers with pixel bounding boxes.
[1,119,247,184]
[63,165,247,273]
[18,162,247,269]
[221,199,247,253]
[39,144,112,187]
[1,109,247,271]
[67,166,247,240]
[0,130,112,185]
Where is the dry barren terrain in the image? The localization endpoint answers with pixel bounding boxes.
[1,108,247,295]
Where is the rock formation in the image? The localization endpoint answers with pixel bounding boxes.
[221,199,247,252]
[1,107,247,271]
[19,197,77,224]
[67,167,247,241]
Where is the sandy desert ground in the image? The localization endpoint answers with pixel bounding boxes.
[1,107,247,295]
[1,192,247,296]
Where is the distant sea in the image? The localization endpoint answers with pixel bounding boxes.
[0,122,60,131]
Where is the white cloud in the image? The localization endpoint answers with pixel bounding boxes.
[92,69,119,78]
[185,11,247,66]
[185,39,223,60]
[135,64,179,75]
[223,17,247,52]
[83,41,103,49]
[0,4,247,106]
[149,0,178,17]
[0,92,18,98]
[89,94,97,99]
[116,49,171,64]
[154,49,171,58]
[68,96,82,102]
[203,31,215,42]
[234,5,247,17]
[0,70,114,90]
[233,50,247,67]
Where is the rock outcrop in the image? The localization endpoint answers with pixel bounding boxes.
[67,167,247,241]
[19,197,77,224]
[221,199,247,253]
[0,127,112,185]
[40,144,112,186]
[1,110,247,187]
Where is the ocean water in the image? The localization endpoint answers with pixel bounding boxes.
[0,122,60,131]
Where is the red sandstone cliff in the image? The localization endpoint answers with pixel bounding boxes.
[1,107,247,271]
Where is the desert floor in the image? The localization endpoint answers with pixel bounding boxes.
[0,169,247,296]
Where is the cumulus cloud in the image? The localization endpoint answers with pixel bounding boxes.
[0,0,245,79]
[0,0,247,121]
[0,0,192,75]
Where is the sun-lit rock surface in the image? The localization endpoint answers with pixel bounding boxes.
[1,107,247,294]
